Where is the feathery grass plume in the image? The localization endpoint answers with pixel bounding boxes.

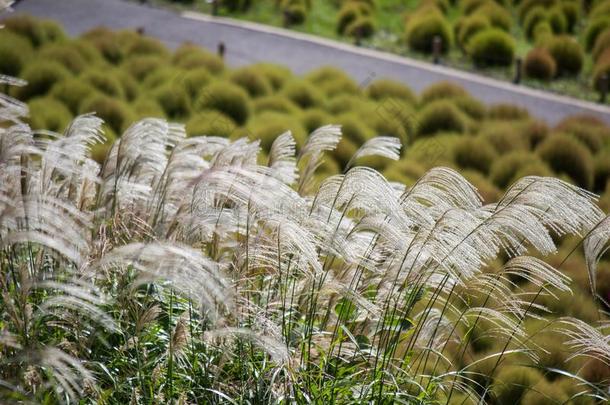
[297,124,341,192]
[268,131,298,185]
[346,136,402,169]
[584,215,610,298]
[558,318,610,365]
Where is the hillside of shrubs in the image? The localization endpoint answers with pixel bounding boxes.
[1,13,610,404]
[156,0,610,101]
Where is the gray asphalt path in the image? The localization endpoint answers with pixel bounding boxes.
[7,0,610,124]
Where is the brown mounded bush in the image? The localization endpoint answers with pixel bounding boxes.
[452,137,497,174]
[593,29,610,62]
[537,133,594,189]
[523,47,556,80]
[545,35,584,76]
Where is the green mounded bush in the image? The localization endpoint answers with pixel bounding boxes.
[250,63,292,90]
[79,95,135,135]
[123,55,165,81]
[416,100,468,137]
[533,21,554,44]
[195,82,251,125]
[521,380,569,404]
[50,78,98,115]
[474,3,512,32]
[299,109,332,134]
[180,68,212,100]
[405,14,452,54]
[153,85,191,120]
[229,66,273,98]
[247,111,307,149]
[585,16,610,51]
[452,137,497,174]
[283,4,307,26]
[0,31,33,77]
[560,2,579,33]
[491,366,543,405]
[523,47,556,81]
[593,48,610,91]
[523,7,547,40]
[13,61,71,101]
[420,81,468,104]
[366,79,417,105]
[91,132,116,164]
[27,97,73,133]
[518,0,558,21]
[368,111,408,143]
[537,133,594,189]
[336,113,375,144]
[555,114,610,153]
[467,28,515,67]
[594,152,610,192]
[489,152,552,188]
[113,70,139,102]
[520,119,550,148]
[253,95,300,114]
[2,15,47,47]
[345,16,376,39]
[337,2,372,35]
[126,35,169,58]
[548,7,567,34]
[186,110,238,138]
[142,67,184,90]
[305,66,359,97]
[172,44,224,74]
[460,0,488,15]
[221,0,250,12]
[327,94,370,115]
[487,103,530,121]
[453,97,486,120]
[545,35,584,76]
[81,69,125,99]
[38,43,87,75]
[82,27,124,64]
[133,97,166,120]
[332,137,359,168]
[457,14,490,48]
[39,19,67,43]
[281,80,324,109]
[593,29,610,62]
[479,123,529,153]
[383,159,426,186]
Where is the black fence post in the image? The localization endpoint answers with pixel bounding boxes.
[217,42,225,59]
[513,58,522,84]
[432,36,442,64]
[600,74,608,103]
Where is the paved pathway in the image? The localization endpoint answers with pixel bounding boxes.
[8,0,610,124]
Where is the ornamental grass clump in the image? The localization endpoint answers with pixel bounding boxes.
[1,4,610,404]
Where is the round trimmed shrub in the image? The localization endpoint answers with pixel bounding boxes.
[2,15,47,47]
[474,3,512,32]
[82,27,124,64]
[113,70,139,102]
[50,78,98,114]
[153,85,191,120]
[13,61,71,101]
[490,152,551,188]
[416,100,467,137]
[460,0,488,15]
[537,133,594,189]
[142,67,183,90]
[468,28,515,67]
[366,79,417,105]
[253,95,299,114]
[195,82,251,125]
[545,35,584,76]
[585,17,610,51]
[336,113,375,144]
[523,7,547,40]
[126,36,169,58]
[593,29,610,62]
[229,67,273,98]
[299,109,332,134]
[593,48,610,91]
[405,14,452,54]
[479,123,529,153]
[284,4,307,26]
[133,97,166,119]
[247,111,307,149]
[487,103,530,120]
[172,44,224,74]
[81,69,125,99]
[420,81,468,104]
[71,39,103,64]
[38,43,87,74]
[560,2,579,33]
[518,0,558,21]
[594,152,610,192]
[491,366,543,405]
[186,110,238,138]
[368,112,408,143]
[123,55,165,81]
[281,80,324,109]
[0,31,33,76]
[250,63,292,90]
[27,97,73,133]
[520,119,550,148]
[80,95,135,135]
[453,97,486,120]
[91,132,116,164]
[328,94,370,115]
[457,14,490,48]
[332,137,359,168]
[346,16,376,39]
[306,66,359,97]
[521,380,569,405]
[523,47,556,80]
[556,116,610,153]
[453,137,497,174]
[39,19,66,43]
[337,2,372,35]
[180,68,212,100]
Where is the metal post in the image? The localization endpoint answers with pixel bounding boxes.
[600,74,608,103]
[432,36,442,64]
[211,0,218,16]
[217,42,225,59]
[513,58,522,84]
